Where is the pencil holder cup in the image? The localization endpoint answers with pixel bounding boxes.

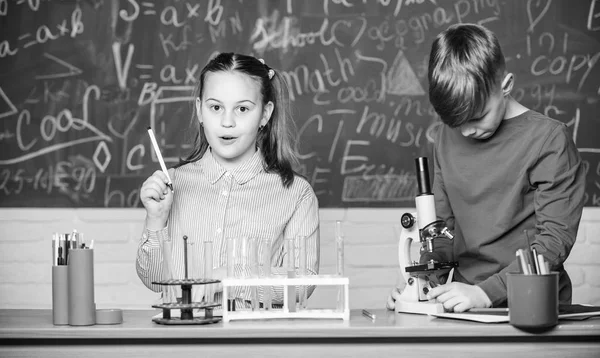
[68,249,96,326]
[52,265,69,325]
[507,272,558,330]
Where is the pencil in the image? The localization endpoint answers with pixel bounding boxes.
[537,254,548,274]
[468,308,508,313]
[147,127,174,192]
[362,309,376,321]
[516,249,530,275]
[447,267,455,284]
[532,247,541,274]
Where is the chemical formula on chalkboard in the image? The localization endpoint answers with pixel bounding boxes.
[0,0,598,207]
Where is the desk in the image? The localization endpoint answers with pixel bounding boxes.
[1,309,598,358]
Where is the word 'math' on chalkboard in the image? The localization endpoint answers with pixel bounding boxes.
[0,0,598,207]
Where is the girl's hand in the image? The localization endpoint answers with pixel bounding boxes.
[140,170,173,230]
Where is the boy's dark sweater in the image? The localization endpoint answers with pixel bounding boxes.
[426,110,586,306]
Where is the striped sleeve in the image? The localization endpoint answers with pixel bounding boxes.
[135,226,170,293]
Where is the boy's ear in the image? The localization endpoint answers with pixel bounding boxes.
[501,73,514,96]
[261,101,274,127]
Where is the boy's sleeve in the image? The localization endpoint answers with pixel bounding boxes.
[421,128,455,264]
[478,124,585,306]
[528,125,585,267]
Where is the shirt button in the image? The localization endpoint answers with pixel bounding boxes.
[222,190,228,196]
[216,228,222,234]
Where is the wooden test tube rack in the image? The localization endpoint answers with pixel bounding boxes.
[221,275,350,322]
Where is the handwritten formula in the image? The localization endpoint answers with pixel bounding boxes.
[0,0,598,207]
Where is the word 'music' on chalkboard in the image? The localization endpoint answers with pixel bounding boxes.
[0,0,598,208]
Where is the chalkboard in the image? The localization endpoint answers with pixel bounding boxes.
[0,0,599,208]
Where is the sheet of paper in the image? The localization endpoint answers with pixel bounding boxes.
[430,305,600,323]
[429,312,509,323]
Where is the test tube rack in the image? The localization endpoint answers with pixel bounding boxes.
[221,275,350,322]
[151,235,222,325]
[151,278,222,325]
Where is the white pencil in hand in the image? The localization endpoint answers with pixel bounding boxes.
[147,127,174,192]
[447,267,455,284]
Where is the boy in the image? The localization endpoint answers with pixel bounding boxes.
[387,24,585,312]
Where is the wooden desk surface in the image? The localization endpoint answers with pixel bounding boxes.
[1,309,599,358]
[1,308,599,340]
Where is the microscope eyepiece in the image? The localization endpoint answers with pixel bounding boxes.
[415,157,432,196]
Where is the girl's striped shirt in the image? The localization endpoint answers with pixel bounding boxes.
[136,149,320,306]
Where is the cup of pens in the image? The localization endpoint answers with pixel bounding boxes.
[507,248,558,330]
[52,231,95,326]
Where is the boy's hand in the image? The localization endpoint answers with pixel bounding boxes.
[386,286,403,310]
[426,282,492,312]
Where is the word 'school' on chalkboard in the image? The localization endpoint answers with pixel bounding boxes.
[0,0,599,207]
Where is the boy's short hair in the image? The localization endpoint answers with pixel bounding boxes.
[428,24,506,128]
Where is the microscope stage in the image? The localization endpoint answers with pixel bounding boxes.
[405,261,458,273]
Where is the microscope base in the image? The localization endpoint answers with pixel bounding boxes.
[395,300,445,315]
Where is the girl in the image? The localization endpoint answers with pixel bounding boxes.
[136,53,320,308]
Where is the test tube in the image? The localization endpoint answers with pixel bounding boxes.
[298,235,307,310]
[226,237,236,311]
[335,221,345,276]
[161,234,177,318]
[260,239,272,310]
[204,239,214,303]
[335,221,345,312]
[249,237,259,311]
[181,236,192,320]
[226,237,235,278]
[286,237,296,312]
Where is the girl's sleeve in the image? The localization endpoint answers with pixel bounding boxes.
[136,226,171,293]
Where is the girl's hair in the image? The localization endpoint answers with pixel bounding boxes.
[178,52,299,187]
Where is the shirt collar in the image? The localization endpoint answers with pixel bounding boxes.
[200,148,265,185]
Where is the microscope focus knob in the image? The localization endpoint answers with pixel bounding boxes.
[401,213,415,228]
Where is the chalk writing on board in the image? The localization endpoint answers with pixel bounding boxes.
[0,0,598,208]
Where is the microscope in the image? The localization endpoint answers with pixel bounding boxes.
[395,157,458,315]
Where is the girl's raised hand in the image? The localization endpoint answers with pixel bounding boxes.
[140,170,174,230]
